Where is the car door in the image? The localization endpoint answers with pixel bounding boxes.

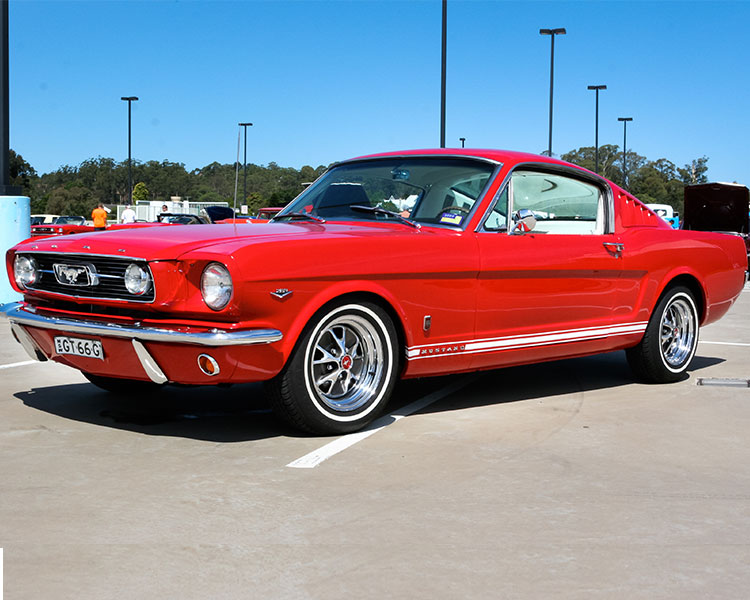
[472,167,635,371]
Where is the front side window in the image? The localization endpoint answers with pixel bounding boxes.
[277,158,497,228]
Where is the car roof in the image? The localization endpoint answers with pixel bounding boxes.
[343,148,574,169]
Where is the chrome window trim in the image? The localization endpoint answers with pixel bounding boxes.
[475,161,615,235]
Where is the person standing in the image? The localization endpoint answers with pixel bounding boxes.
[121,204,136,224]
[92,203,108,231]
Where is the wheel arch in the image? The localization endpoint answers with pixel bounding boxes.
[279,286,409,373]
[655,273,706,324]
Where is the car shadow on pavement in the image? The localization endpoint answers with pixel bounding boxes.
[398,350,725,416]
[15,381,302,442]
[15,351,725,441]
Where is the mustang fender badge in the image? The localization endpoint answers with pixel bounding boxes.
[271,288,293,300]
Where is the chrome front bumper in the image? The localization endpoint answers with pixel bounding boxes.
[1,302,283,384]
[2,302,282,346]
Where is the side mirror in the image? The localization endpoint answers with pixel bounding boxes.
[510,209,537,235]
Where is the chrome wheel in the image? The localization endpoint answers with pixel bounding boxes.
[267,301,398,435]
[266,301,399,435]
[307,312,385,412]
[626,286,699,383]
[660,296,696,368]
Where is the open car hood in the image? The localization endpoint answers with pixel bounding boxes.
[683,183,750,235]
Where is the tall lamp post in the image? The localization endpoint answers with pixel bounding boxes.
[120,96,138,203]
[459,137,465,148]
[0,0,18,197]
[539,27,566,157]
[587,85,606,174]
[440,0,447,148]
[618,116,633,188]
[239,122,253,205]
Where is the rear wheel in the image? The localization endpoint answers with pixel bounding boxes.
[626,286,699,383]
[266,301,399,435]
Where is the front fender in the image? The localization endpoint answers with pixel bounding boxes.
[275,279,412,361]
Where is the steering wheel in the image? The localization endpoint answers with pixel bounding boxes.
[442,205,471,214]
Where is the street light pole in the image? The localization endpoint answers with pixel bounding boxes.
[238,122,253,205]
[539,27,566,157]
[440,0,447,148]
[120,96,138,203]
[587,85,607,174]
[459,137,465,148]
[618,116,633,188]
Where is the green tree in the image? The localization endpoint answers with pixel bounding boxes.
[563,145,710,217]
[560,145,625,184]
[132,182,149,202]
[678,157,709,185]
[46,184,96,216]
[9,149,37,197]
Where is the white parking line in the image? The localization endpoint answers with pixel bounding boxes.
[700,341,750,347]
[287,375,477,469]
[0,360,36,370]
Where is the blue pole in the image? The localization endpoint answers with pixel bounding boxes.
[0,194,29,305]
[0,1,29,306]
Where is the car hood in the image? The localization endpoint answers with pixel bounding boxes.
[15,221,433,261]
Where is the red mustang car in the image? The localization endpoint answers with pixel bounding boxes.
[4,149,748,434]
[30,215,93,237]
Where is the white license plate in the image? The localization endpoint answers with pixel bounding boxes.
[54,336,105,360]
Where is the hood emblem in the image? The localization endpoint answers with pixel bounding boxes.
[271,288,293,300]
[53,263,99,286]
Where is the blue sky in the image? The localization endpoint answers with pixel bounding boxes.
[9,0,750,183]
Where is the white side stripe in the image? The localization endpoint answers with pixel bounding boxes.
[406,321,648,360]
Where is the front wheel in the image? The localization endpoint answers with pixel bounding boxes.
[266,302,399,435]
[626,286,699,383]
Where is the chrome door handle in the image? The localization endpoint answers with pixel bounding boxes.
[603,242,624,258]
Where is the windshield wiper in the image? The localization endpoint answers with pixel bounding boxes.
[273,211,326,223]
[349,205,421,229]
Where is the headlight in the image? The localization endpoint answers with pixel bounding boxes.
[201,263,233,310]
[14,255,38,288]
[124,263,151,296]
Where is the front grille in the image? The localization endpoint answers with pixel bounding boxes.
[20,252,155,302]
[31,227,57,236]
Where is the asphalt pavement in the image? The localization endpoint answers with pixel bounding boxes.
[1,286,749,599]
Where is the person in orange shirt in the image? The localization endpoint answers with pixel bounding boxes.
[92,203,108,230]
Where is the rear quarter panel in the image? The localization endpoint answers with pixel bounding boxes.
[620,227,747,326]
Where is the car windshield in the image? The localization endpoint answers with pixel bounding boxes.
[277,157,497,228]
